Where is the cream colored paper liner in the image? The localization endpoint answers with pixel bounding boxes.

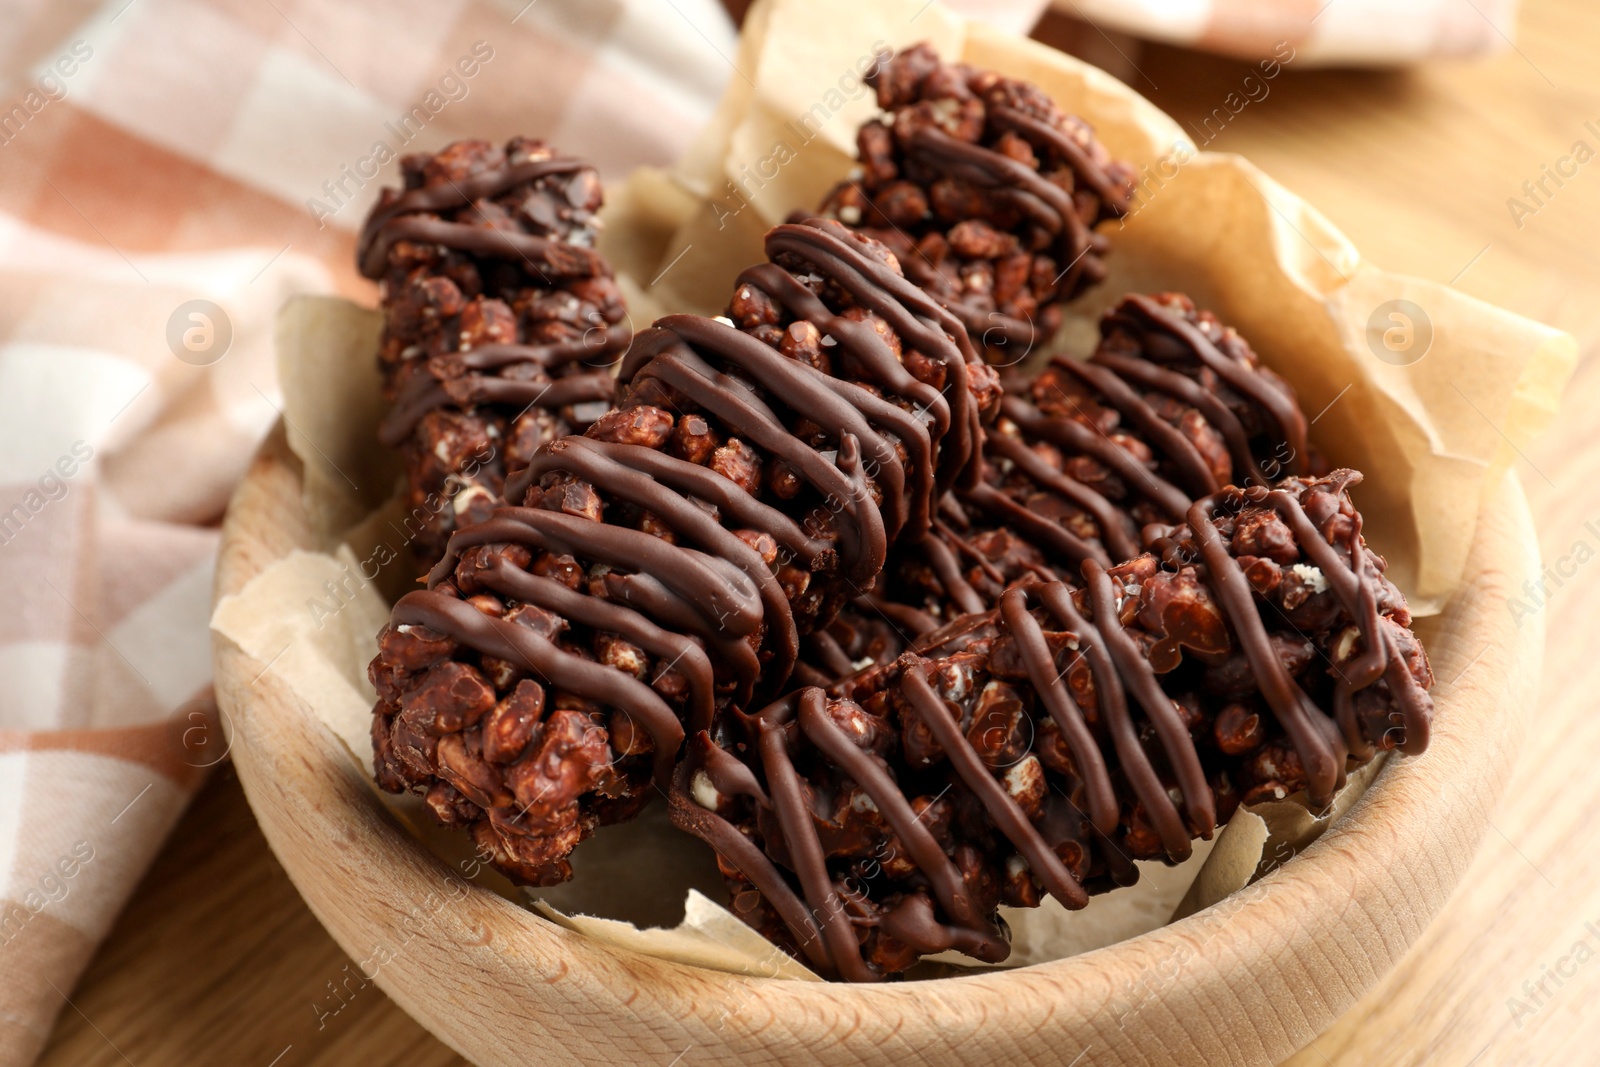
[211,295,1409,982]
[607,0,1576,615]
[924,828,1225,971]
[531,890,821,983]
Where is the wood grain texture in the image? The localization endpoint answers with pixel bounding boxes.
[39,0,1600,1062]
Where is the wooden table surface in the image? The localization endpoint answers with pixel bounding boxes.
[39,1,1600,1063]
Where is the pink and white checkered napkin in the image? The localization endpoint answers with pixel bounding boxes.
[1054,0,1520,64]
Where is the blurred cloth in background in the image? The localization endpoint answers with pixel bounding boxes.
[0,0,1517,1062]
[1054,0,1519,66]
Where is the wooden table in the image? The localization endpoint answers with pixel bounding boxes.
[39,1,1600,1063]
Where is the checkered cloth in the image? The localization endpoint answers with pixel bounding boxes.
[1055,0,1520,64]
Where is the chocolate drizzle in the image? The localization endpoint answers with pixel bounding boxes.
[1179,474,1432,805]
[898,293,1310,622]
[757,221,986,495]
[375,220,986,834]
[378,351,622,448]
[357,156,606,280]
[671,686,1024,983]
[360,139,632,569]
[819,43,1137,358]
[1107,294,1308,481]
[619,318,889,585]
[900,110,1128,333]
[363,144,630,447]
[673,566,1218,980]
[678,470,1435,980]
[392,578,690,786]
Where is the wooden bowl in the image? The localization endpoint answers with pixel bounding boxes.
[213,423,1543,1067]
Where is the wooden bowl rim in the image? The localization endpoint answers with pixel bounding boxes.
[213,424,1543,1065]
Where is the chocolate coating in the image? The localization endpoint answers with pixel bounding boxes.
[673,472,1434,979]
[369,221,997,885]
[360,137,630,567]
[818,42,1136,361]
[890,292,1312,626]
